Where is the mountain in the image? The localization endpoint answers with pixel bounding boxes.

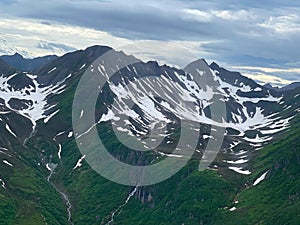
[0,45,299,225]
[0,59,15,75]
[263,83,280,91]
[281,82,300,91]
[263,82,300,92]
[0,53,58,72]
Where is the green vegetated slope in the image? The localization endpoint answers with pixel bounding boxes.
[68,114,300,225]
[0,143,68,225]
[44,116,300,225]
[216,113,300,225]
[1,114,298,225]
[90,114,298,225]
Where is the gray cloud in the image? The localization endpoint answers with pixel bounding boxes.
[0,0,299,82]
[37,41,76,52]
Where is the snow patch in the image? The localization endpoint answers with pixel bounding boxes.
[79,64,86,70]
[5,124,17,137]
[44,110,60,123]
[46,163,52,171]
[253,170,269,186]
[68,131,73,138]
[0,72,70,133]
[225,159,249,164]
[0,178,6,189]
[80,110,84,119]
[243,134,273,144]
[229,207,236,211]
[100,109,115,122]
[48,67,57,73]
[73,155,86,170]
[253,87,262,92]
[3,160,13,167]
[229,167,251,175]
[58,144,62,160]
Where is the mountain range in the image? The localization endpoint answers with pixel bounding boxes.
[0,46,299,225]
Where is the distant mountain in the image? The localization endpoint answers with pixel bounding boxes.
[263,82,300,92]
[0,53,58,72]
[210,62,300,94]
[263,83,280,91]
[281,82,300,91]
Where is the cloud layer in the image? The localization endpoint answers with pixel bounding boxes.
[0,0,299,85]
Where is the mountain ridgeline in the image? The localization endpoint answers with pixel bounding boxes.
[0,46,299,225]
[0,53,58,72]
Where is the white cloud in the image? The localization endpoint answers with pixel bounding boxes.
[0,18,132,57]
[182,9,254,22]
[211,10,254,21]
[0,18,209,67]
[231,66,300,85]
[242,72,295,85]
[232,66,300,74]
[259,14,300,33]
[182,9,212,22]
[121,40,216,67]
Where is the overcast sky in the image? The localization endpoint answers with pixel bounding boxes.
[0,0,299,85]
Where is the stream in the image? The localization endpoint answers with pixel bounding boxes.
[106,185,139,225]
[46,156,73,225]
[23,124,37,148]
[20,110,73,223]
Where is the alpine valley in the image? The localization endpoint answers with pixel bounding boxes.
[0,46,299,225]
